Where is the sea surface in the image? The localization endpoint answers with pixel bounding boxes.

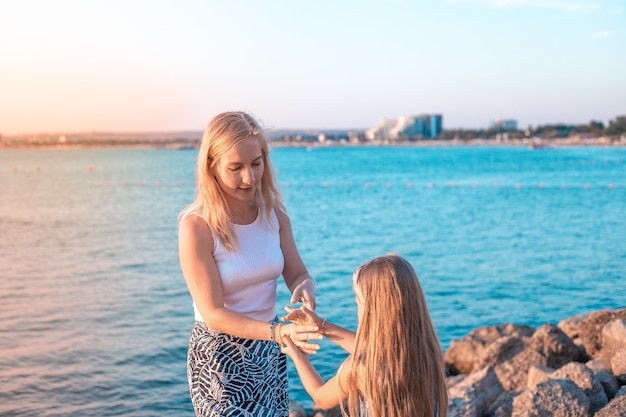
[1,145,625,415]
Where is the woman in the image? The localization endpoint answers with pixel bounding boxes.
[178,111,320,416]
[281,254,448,417]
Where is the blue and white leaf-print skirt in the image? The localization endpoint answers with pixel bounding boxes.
[187,321,288,417]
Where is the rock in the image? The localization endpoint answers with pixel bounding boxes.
[583,357,622,400]
[529,323,586,368]
[288,400,307,417]
[440,310,626,417]
[447,374,467,389]
[511,378,590,417]
[448,366,501,416]
[594,393,626,417]
[448,366,505,417]
[579,308,626,359]
[601,320,626,368]
[601,319,626,371]
[445,324,534,375]
[586,357,609,373]
[611,348,626,383]
[558,313,586,341]
[488,390,521,417]
[550,362,608,413]
[310,405,342,417]
[527,365,554,388]
[476,336,547,391]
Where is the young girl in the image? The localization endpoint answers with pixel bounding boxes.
[280,254,448,417]
[178,111,320,416]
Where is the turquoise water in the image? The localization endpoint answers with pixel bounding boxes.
[1,146,624,415]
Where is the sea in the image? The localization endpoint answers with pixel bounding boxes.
[1,145,625,416]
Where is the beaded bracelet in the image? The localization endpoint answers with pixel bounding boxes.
[269,322,275,341]
[275,323,284,346]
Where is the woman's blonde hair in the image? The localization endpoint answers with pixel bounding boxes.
[179,111,281,250]
[343,254,448,417]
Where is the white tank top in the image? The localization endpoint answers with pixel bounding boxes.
[192,209,284,323]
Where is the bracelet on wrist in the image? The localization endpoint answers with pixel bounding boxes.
[275,323,284,346]
[320,318,327,335]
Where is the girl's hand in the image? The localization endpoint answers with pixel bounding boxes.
[282,305,322,328]
[279,322,322,355]
[280,333,311,360]
[290,277,316,311]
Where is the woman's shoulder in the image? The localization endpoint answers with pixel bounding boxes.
[179,206,213,241]
[272,203,290,226]
[179,203,207,225]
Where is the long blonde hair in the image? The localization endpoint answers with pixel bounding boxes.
[344,254,448,417]
[179,111,281,250]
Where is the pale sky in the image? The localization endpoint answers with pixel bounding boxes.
[1,0,624,135]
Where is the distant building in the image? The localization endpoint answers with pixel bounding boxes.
[366,114,443,141]
[490,118,518,130]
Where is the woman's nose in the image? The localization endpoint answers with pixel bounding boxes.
[242,167,254,184]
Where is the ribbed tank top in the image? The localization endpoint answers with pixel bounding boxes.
[192,209,284,324]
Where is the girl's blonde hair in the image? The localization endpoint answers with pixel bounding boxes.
[344,254,448,417]
[179,111,281,250]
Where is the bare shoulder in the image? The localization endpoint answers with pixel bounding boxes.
[274,204,292,228]
[179,213,214,249]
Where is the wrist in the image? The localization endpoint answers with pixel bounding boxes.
[292,274,314,291]
[272,322,284,345]
[319,318,327,335]
[269,322,276,342]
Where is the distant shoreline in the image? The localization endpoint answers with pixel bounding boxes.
[1,136,625,150]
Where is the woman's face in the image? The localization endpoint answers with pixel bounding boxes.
[213,136,264,205]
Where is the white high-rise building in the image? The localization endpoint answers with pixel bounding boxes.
[366,114,442,141]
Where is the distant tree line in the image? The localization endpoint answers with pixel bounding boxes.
[438,115,626,140]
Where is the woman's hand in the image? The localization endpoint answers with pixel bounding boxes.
[279,322,322,355]
[290,277,316,311]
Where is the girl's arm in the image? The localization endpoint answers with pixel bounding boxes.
[320,320,356,354]
[275,206,316,310]
[281,334,351,410]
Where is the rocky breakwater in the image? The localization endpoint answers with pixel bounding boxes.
[445,308,626,417]
[289,308,626,417]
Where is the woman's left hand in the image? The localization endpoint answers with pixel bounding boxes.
[279,322,322,355]
[290,277,316,311]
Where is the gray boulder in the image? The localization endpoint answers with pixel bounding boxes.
[445,324,534,374]
[612,348,626,384]
[476,336,548,392]
[530,323,586,368]
[511,378,590,417]
[487,390,521,417]
[550,362,608,413]
[448,366,505,417]
[593,393,626,417]
[579,309,626,359]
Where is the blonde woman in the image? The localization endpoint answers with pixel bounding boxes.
[281,254,448,417]
[178,111,320,416]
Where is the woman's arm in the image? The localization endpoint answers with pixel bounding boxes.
[178,214,276,340]
[275,206,316,310]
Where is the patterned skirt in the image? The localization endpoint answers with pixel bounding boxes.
[187,321,288,417]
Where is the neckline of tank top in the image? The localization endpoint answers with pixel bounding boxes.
[231,208,260,226]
